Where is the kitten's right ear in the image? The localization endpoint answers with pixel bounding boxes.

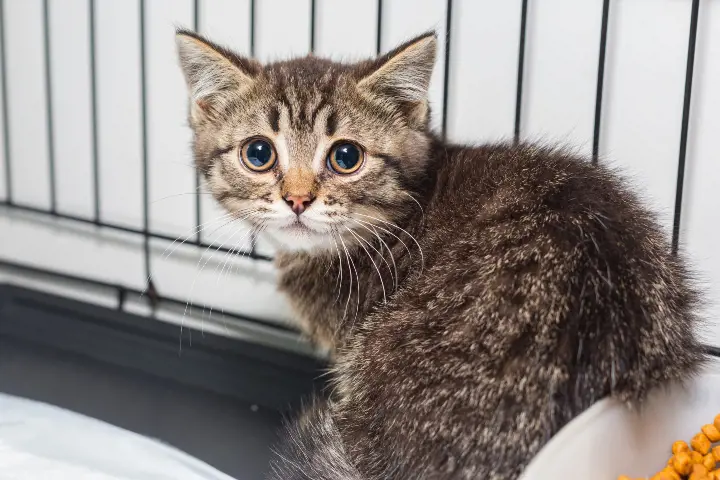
[356,31,437,123]
[176,30,259,120]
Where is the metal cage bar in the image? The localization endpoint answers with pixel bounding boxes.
[42,0,57,214]
[193,0,202,243]
[514,0,529,144]
[671,0,700,255]
[89,0,101,223]
[441,0,453,141]
[0,0,11,204]
[592,0,611,165]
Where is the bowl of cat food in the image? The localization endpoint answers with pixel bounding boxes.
[520,359,720,480]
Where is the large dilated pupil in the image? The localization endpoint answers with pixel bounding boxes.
[334,144,359,170]
[247,140,272,167]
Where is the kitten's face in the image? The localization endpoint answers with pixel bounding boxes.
[177,31,437,252]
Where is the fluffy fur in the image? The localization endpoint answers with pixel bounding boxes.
[177,30,706,479]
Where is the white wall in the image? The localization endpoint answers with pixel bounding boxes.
[0,0,718,347]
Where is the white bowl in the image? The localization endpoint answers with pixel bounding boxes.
[521,359,720,480]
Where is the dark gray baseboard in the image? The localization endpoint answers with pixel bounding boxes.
[0,283,325,479]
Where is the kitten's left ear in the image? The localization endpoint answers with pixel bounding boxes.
[176,30,260,121]
[357,31,437,122]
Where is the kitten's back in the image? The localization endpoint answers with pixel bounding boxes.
[272,143,705,479]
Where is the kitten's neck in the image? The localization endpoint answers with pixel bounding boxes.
[276,214,425,349]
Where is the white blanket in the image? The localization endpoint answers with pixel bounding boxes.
[0,393,237,480]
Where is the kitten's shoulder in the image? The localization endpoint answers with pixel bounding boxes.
[439,142,635,218]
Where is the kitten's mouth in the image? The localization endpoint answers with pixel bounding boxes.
[280,219,316,234]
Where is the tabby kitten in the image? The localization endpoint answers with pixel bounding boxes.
[176,30,705,479]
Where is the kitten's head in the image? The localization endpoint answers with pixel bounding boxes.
[176,30,437,252]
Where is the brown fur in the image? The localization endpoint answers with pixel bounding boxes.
[177,30,706,479]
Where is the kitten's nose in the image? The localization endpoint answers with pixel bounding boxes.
[284,193,315,215]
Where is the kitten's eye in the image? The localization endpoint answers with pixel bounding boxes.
[241,138,276,172]
[327,142,364,175]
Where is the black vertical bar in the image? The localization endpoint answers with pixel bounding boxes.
[193,0,201,244]
[376,0,382,55]
[89,0,101,223]
[249,0,255,57]
[42,0,57,214]
[592,0,610,165]
[248,0,257,256]
[671,0,700,256]
[441,0,453,140]
[0,0,12,204]
[310,0,316,54]
[139,0,151,282]
[117,286,126,311]
[514,0,529,144]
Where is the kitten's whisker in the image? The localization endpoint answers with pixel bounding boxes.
[165,208,254,261]
[216,220,263,327]
[337,233,361,328]
[150,191,214,205]
[337,233,354,322]
[345,226,387,303]
[346,218,398,291]
[354,212,425,273]
[401,191,426,226]
[216,216,259,285]
[328,232,344,304]
[161,212,235,261]
[140,212,236,296]
[179,221,241,353]
[372,225,399,291]
[173,210,254,269]
[181,211,257,346]
[351,217,412,266]
[228,221,266,280]
[200,213,259,327]
[348,245,361,327]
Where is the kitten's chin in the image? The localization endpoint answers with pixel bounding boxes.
[266,224,336,253]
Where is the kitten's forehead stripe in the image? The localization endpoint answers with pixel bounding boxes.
[326,110,337,137]
[211,144,235,158]
[279,91,296,126]
[268,105,280,133]
[308,97,328,127]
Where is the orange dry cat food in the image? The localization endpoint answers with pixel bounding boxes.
[618,413,720,480]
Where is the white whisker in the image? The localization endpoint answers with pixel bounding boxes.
[351,217,412,263]
[337,233,354,322]
[338,233,360,328]
[346,218,397,291]
[345,226,387,304]
[140,211,238,297]
[151,191,214,205]
[401,191,426,226]
[179,222,242,353]
[216,216,260,286]
[328,232,344,304]
[354,212,424,273]
[162,212,236,261]
[181,210,258,346]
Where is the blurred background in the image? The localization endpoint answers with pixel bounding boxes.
[0,0,718,477]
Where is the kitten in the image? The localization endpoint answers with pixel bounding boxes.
[176,30,706,479]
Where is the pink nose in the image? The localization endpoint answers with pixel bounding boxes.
[284,194,315,215]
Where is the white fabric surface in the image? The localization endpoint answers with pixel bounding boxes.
[521,358,720,479]
[0,393,237,480]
